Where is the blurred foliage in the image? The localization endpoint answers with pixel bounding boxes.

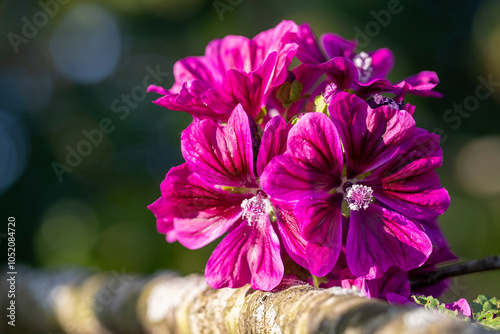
[471,295,500,330]
[1,0,499,302]
[413,294,500,331]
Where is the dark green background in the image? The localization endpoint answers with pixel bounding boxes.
[1,0,499,303]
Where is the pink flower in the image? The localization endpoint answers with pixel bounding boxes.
[261,92,450,279]
[148,105,308,291]
[148,21,455,296]
[293,23,442,101]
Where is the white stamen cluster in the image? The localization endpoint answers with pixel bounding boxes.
[345,184,374,211]
[241,193,269,225]
[353,52,373,83]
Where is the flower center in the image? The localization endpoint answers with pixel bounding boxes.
[352,52,373,83]
[241,191,270,225]
[345,184,373,211]
[367,94,402,110]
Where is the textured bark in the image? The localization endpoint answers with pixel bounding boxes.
[2,266,486,334]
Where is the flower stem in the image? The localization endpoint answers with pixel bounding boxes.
[410,254,500,290]
[313,275,320,288]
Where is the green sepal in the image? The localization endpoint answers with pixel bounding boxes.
[290,80,303,102]
[314,95,329,116]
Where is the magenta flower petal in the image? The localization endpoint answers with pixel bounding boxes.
[386,293,411,305]
[369,48,394,80]
[375,128,444,179]
[205,35,253,72]
[321,33,357,59]
[181,104,257,188]
[147,84,169,95]
[256,116,290,176]
[393,71,443,99]
[160,164,249,249]
[365,129,450,219]
[372,173,450,220]
[293,25,443,99]
[253,20,298,57]
[317,57,358,90]
[151,81,221,120]
[147,197,178,243]
[355,77,400,96]
[261,112,342,200]
[342,267,410,300]
[295,194,343,276]
[172,56,222,93]
[292,63,324,93]
[346,203,432,279]
[329,92,415,178]
[205,214,283,291]
[410,219,457,297]
[401,71,441,92]
[205,20,298,96]
[419,219,458,264]
[445,299,472,318]
[295,23,327,65]
[151,21,298,122]
[273,199,308,269]
[202,69,265,119]
[253,21,299,89]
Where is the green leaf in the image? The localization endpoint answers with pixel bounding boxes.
[314,95,329,116]
[276,82,292,107]
[290,80,303,102]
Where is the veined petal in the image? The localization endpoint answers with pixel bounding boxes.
[172,56,222,93]
[181,104,257,188]
[161,163,250,249]
[365,129,450,219]
[257,116,290,176]
[273,199,308,269]
[371,173,450,219]
[253,20,299,89]
[295,23,327,65]
[369,128,443,181]
[346,203,432,279]
[253,20,299,63]
[295,194,343,277]
[152,81,227,120]
[147,197,178,243]
[206,20,298,86]
[205,214,283,291]
[261,112,343,200]
[329,92,415,178]
[202,69,265,119]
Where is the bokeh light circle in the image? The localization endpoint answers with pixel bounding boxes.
[0,112,30,194]
[49,4,122,84]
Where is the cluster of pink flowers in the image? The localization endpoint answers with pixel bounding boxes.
[147,21,457,303]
